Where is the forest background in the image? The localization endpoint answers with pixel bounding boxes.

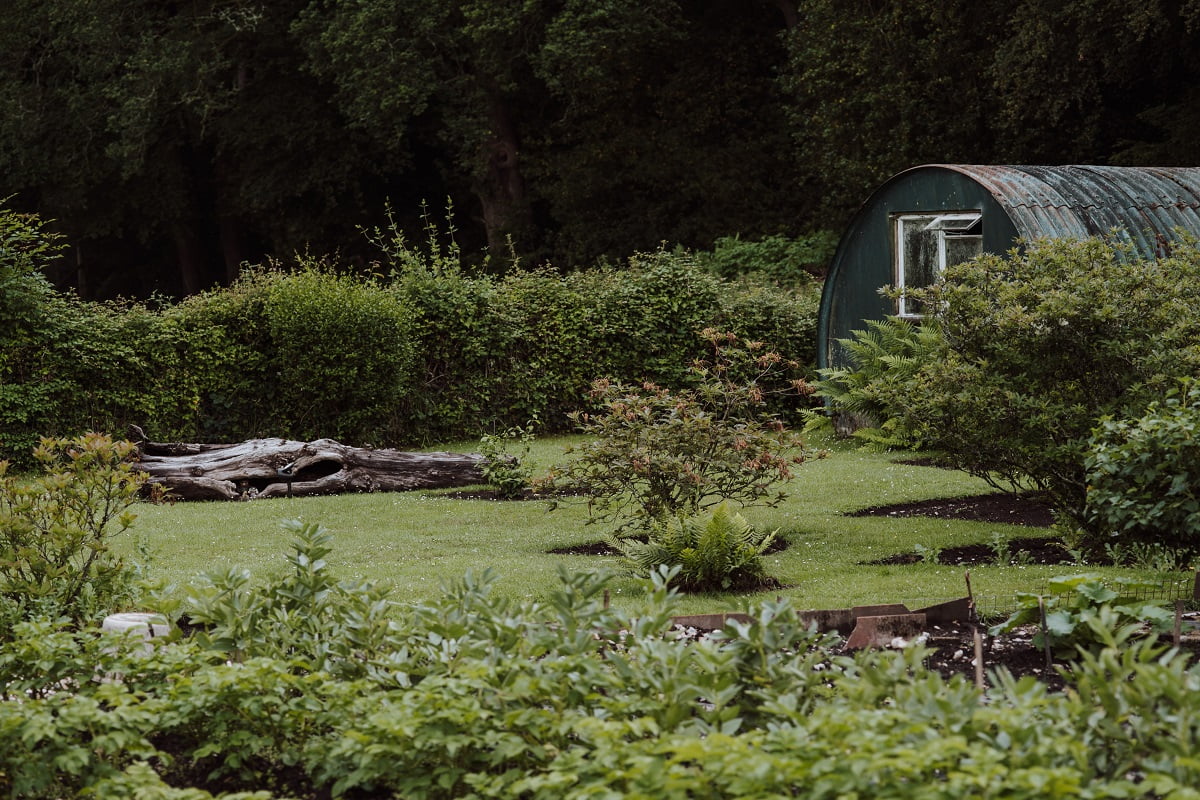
[5,0,1200,300]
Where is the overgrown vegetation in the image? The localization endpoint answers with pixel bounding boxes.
[693,231,837,284]
[813,236,1200,555]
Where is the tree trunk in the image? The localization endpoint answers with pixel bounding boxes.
[475,94,531,257]
[135,435,490,501]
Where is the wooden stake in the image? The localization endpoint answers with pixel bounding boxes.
[1038,597,1053,670]
[1175,599,1184,647]
[973,627,985,691]
[603,589,610,610]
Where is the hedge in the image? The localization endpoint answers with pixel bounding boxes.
[1,209,820,462]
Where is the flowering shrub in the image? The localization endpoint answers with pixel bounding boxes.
[544,330,816,534]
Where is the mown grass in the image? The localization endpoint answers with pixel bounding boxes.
[126,432,1185,617]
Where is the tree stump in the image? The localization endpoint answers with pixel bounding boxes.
[133,434,490,501]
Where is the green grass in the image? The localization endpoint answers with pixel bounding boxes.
[125,432,1185,616]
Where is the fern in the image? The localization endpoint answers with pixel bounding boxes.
[617,503,777,592]
[805,316,945,448]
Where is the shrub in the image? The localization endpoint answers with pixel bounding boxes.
[2,207,822,452]
[183,520,398,679]
[0,207,66,461]
[1084,378,1200,556]
[0,433,148,629]
[264,261,416,443]
[545,330,814,533]
[618,502,778,592]
[477,423,536,498]
[695,231,838,284]
[169,263,418,445]
[814,236,1200,529]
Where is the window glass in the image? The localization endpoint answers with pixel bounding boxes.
[893,212,981,318]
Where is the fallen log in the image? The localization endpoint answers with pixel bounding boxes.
[134,435,490,501]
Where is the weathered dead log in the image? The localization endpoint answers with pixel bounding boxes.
[134,436,490,501]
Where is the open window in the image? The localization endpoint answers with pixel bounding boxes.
[893,212,982,318]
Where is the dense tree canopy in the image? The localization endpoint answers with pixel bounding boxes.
[2,0,1199,297]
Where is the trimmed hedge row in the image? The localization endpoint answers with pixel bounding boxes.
[1,213,819,463]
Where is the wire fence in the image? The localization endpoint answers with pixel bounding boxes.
[907,570,1200,624]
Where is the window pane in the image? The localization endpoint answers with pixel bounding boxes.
[894,212,981,318]
[944,234,982,269]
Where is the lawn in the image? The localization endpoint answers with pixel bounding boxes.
[126,431,1180,617]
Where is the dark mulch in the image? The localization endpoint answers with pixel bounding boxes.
[848,492,1056,527]
[550,536,790,557]
[920,621,1200,691]
[853,492,1076,567]
[864,536,1076,567]
[550,540,623,556]
[920,622,1069,690]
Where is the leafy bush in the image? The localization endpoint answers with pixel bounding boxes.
[990,573,1174,658]
[618,502,778,591]
[545,330,814,533]
[477,423,536,498]
[0,207,66,461]
[0,434,148,629]
[2,205,821,454]
[695,231,838,284]
[1084,378,1200,556]
[183,520,398,679]
[814,236,1200,529]
[264,261,416,443]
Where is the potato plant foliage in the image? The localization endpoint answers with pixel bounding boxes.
[4,528,1200,798]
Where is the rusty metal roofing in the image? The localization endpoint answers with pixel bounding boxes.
[933,165,1200,257]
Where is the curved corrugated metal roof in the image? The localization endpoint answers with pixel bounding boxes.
[934,165,1200,257]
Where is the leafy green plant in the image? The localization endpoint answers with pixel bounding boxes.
[9,532,1200,799]
[617,502,778,592]
[807,315,945,444]
[183,520,398,678]
[990,573,1174,658]
[0,433,148,629]
[545,330,815,533]
[1085,378,1200,557]
[913,542,943,564]
[988,532,1013,565]
[1101,541,1191,572]
[695,231,837,284]
[478,422,537,498]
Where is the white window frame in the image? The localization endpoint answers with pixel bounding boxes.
[893,211,982,319]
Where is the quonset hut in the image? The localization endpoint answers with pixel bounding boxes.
[816,164,1200,369]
